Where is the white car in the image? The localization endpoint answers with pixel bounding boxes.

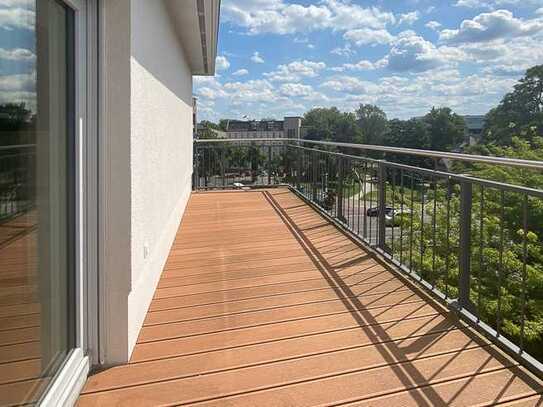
[384,207,412,226]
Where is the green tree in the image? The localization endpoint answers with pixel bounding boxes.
[423,107,465,151]
[484,65,543,145]
[302,107,362,143]
[218,119,230,131]
[355,104,388,145]
[383,118,432,167]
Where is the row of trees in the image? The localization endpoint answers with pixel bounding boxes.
[303,105,466,154]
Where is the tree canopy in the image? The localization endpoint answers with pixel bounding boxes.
[423,107,465,151]
[355,104,388,145]
[484,65,543,145]
[302,107,362,143]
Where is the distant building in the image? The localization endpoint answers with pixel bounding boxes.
[196,123,226,138]
[224,116,303,139]
[462,115,486,146]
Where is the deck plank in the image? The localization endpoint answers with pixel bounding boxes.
[78,189,543,406]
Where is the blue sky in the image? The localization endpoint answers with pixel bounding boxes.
[195,0,543,122]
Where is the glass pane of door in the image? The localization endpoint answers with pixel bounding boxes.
[0,0,75,404]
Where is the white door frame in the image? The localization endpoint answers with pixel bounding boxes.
[38,0,98,404]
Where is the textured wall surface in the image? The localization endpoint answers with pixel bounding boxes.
[101,0,193,364]
[128,0,194,355]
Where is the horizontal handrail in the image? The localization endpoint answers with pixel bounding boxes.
[194,138,543,170]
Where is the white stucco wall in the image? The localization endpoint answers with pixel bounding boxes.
[101,0,193,364]
[127,0,193,354]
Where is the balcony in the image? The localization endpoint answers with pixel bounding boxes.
[74,139,543,405]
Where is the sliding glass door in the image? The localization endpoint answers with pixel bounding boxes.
[0,0,80,404]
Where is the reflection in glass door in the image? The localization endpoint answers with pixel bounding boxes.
[0,0,75,404]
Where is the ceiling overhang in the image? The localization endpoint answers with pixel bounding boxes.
[165,0,221,76]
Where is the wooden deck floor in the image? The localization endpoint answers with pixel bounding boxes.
[0,211,48,406]
[79,189,543,406]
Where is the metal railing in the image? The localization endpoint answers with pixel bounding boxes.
[193,138,543,377]
[0,144,35,222]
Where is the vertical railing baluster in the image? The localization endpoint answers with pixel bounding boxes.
[193,145,199,190]
[391,168,396,256]
[400,169,404,265]
[369,164,374,244]
[336,157,344,221]
[520,193,528,353]
[409,173,415,271]
[268,144,272,185]
[478,185,485,320]
[419,177,425,278]
[377,162,386,250]
[363,162,367,240]
[497,190,505,336]
[357,164,362,236]
[445,178,452,298]
[431,175,437,287]
[458,181,473,310]
[346,159,352,228]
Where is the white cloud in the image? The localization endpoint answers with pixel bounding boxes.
[223,79,279,104]
[215,56,230,71]
[0,72,34,92]
[331,58,386,72]
[222,0,395,35]
[331,44,354,57]
[263,60,326,82]
[0,72,36,110]
[458,34,543,76]
[0,7,34,30]
[0,0,34,7]
[193,76,227,100]
[343,28,394,46]
[454,0,542,9]
[398,11,420,26]
[321,75,380,95]
[0,47,34,61]
[232,68,249,76]
[536,8,543,15]
[251,51,264,63]
[440,10,543,43]
[425,20,442,30]
[279,83,318,98]
[383,31,462,72]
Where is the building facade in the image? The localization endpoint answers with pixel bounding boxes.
[224,116,303,139]
[463,115,486,145]
[0,1,220,405]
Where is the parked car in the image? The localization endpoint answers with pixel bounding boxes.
[366,206,412,226]
[366,206,394,217]
[384,208,412,226]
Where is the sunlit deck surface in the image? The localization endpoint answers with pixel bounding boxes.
[79,188,543,406]
[0,211,47,407]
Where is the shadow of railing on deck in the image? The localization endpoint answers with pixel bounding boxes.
[264,189,541,405]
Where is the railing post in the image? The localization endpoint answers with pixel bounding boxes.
[312,150,318,202]
[193,144,199,190]
[377,162,386,249]
[267,144,272,185]
[336,157,344,221]
[458,181,473,311]
[296,149,301,190]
